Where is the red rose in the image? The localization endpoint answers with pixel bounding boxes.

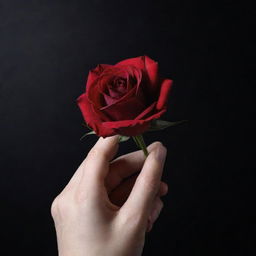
[77,56,173,137]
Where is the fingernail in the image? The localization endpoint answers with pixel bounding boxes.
[154,145,167,162]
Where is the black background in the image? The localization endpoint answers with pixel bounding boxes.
[0,1,255,255]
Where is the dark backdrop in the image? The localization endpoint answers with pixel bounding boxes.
[0,1,255,255]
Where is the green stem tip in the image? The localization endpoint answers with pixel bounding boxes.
[132,134,149,157]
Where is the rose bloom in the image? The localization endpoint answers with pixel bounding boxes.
[77,56,173,137]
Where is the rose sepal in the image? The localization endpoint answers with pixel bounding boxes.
[148,119,188,132]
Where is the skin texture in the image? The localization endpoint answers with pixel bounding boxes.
[51,135,168,256]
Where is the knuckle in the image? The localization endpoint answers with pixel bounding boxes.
[119,211,144,230]
[50,195,61,218]
[88,147,107,161]
[50,194,73,219]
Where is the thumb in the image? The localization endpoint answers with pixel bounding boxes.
[120,142,167,223]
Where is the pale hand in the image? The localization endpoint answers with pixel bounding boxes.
[51,135,168,256]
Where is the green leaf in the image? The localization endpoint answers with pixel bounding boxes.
[80,130,96,141]
[148,119,188,132]
[118,135,130,143]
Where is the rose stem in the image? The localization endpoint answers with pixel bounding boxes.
[132,135,149,157]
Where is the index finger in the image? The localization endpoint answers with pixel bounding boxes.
[79,135,119,188]
[63,135,119,198]
[120,142,167,221]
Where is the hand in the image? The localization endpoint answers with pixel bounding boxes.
[51,135,168,256]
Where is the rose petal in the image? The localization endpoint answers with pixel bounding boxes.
[99,66,126,79]
[86,65,114,108]
[77,93,115,137]
[100,86,136,110]
[115,56,145,70]
[101,95,146,121]
[144,108,167,121]
[103,93,119,105]
[132,67,143,95]
[97,67,134,104]
[86,64,111,90]
[156,79,173,110]
[93,64,112,75]
[144,56,159,91]
[135,102,157,120]
[116,123,150,136]
[103,119,150,136]
[87,83,105,109]
[103,109,166,129]
[85,70,99,91]
[102,107,166,136]
[103,119,147,129]
[103,109,166,136]
[108,78,127,97]
[116,56,160,97]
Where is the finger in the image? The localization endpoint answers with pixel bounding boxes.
[110,179,168,207]
[75,135,119,197]
[157,182,168,197]
[105,142,162,193]
[146,197,164,232]
[120,142,167,220]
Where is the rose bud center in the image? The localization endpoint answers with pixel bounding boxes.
[108,77,128,99]
[113,78,126,93]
